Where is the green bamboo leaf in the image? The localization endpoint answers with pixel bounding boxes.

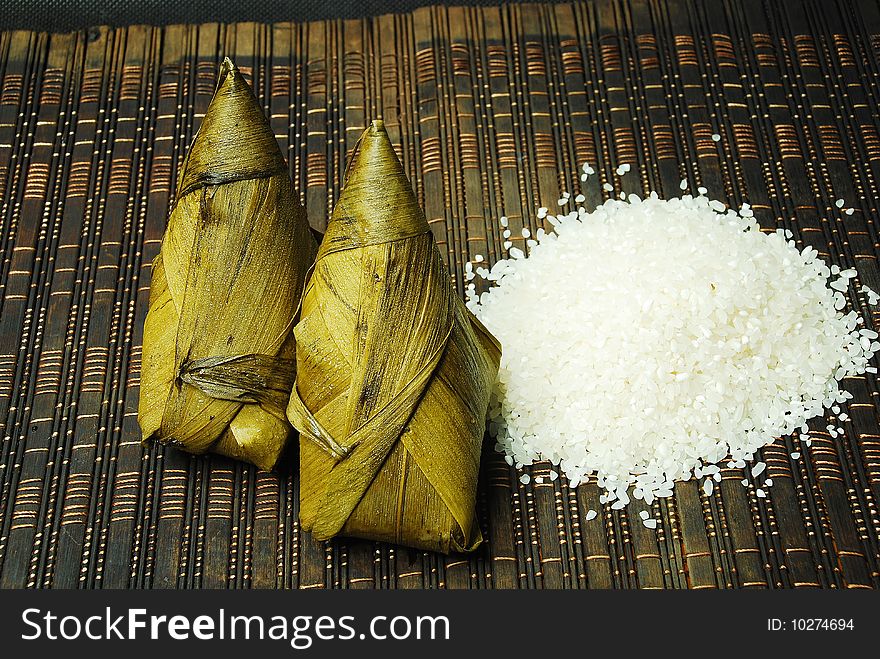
[139,58,317,471]
[288,120,501,553]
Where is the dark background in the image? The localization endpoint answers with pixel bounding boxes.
[1,0,527,32]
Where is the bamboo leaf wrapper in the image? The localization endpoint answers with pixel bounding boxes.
[287,120,501,553]
[138,58,317,471]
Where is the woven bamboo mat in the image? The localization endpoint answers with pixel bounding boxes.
[1,0,879,589]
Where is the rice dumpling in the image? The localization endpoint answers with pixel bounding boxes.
[287,120,501,553]
[138,58,317,471]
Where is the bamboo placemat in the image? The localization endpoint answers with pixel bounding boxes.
[1,0,879,589]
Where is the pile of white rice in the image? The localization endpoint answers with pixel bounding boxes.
[466,187,878,509]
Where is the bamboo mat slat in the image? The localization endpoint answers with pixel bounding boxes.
[0,0,879,589]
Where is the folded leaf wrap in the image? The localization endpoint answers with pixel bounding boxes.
[138,58,317,471]
[287,120,501,553]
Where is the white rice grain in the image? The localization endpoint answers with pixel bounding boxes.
[472,188,878,505]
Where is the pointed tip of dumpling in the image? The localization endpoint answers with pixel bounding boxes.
[320,121,429,252]
[214,57,238,92]
[220,56,236,74]
[345,119,406,186]
[176,57,287,199]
